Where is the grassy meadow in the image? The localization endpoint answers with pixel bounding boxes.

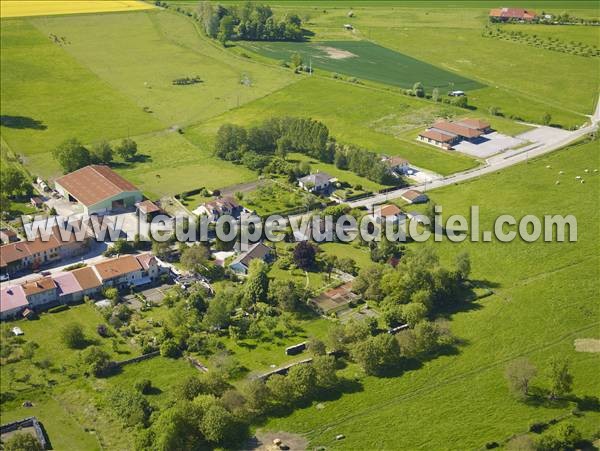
[262,139,600,449]
[1,8,297,184]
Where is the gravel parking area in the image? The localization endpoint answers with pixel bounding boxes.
[453,132,525,158]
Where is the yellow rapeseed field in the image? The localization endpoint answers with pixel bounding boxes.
[0,1,154,18]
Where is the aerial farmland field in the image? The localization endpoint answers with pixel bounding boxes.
[0,1,154,18]
[240,40,486,92]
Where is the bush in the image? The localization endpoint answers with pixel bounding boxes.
[160,339,181,358]
[82,346,114,377]
[60,322,86,349]
[4,432,42,451]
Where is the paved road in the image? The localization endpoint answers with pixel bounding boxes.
[348,101,599,209]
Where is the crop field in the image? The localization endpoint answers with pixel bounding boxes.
[241,40,485,92]
[264,139,600,449]
[0,1,154,18]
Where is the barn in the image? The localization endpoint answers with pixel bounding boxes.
[54,165,142,215]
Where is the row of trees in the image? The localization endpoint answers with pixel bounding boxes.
[334,143,398,185]
[52,138,138,173]
[197,1,304,44]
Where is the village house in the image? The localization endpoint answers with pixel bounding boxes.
[0,226,92,277]
[0,285,28,320]
[372,204,406,224]
[229,242,273,274]
[194,197,242,223]
[489,7,537,22]
[382,157,410,175]
[136,200,163,222]
[54,164,142,215]
[298,172,334,194]
[418,118,492,150]
[22,277,58,309]
[71,266,103,298]
[401,189,429,204]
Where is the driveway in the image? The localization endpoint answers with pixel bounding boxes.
[453,132,525,158]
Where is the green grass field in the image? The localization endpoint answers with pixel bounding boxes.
[262,139,600,448]
[111,130,255,199]
[1,9,297,183]
[240,40,485,92]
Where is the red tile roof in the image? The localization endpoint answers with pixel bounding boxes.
[419,129,456,143]
[71,266,102,290]
[93,254,142,281]
[137,200,161,214]
[432,121,483,139]
[489,8,536,20]
[379,204,402,217]
[22,277,57,296]
[402,190,425,201]
[55,165,139,207]
[455,118,491,131]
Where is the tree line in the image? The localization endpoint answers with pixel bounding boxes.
[196,1,304,44]
[214,117,400,185]
[52,137,139,173]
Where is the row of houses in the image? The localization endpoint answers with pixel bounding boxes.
[418,119,491,150]
[0,226,92,277]
[0,253,163,320]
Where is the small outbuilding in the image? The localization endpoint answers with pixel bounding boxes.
[401,189,428,204]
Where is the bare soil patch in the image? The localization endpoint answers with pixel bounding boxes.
[317,46,357,60]
[574,338,600,353]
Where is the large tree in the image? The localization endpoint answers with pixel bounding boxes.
[181,244,210,273]
[116,138,138,161]
[91,141,113,164]
[53,138,91,173]
[546,357,573,399]
[293,241,317,270]
[244,259,270,305]
[1,165,28,197]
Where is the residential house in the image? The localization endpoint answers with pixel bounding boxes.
[383,157,410,175]
[22,277,58,309]
[71,266,103,298]
[401,189,429,204]
[0,285,28,320]
[298,172,334,194]
[136,200,163,222]
[372,204,406,224]
[194,197,242,223]
[489,7,537,22]
[229,242,273,274]
[53,271,86,304]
